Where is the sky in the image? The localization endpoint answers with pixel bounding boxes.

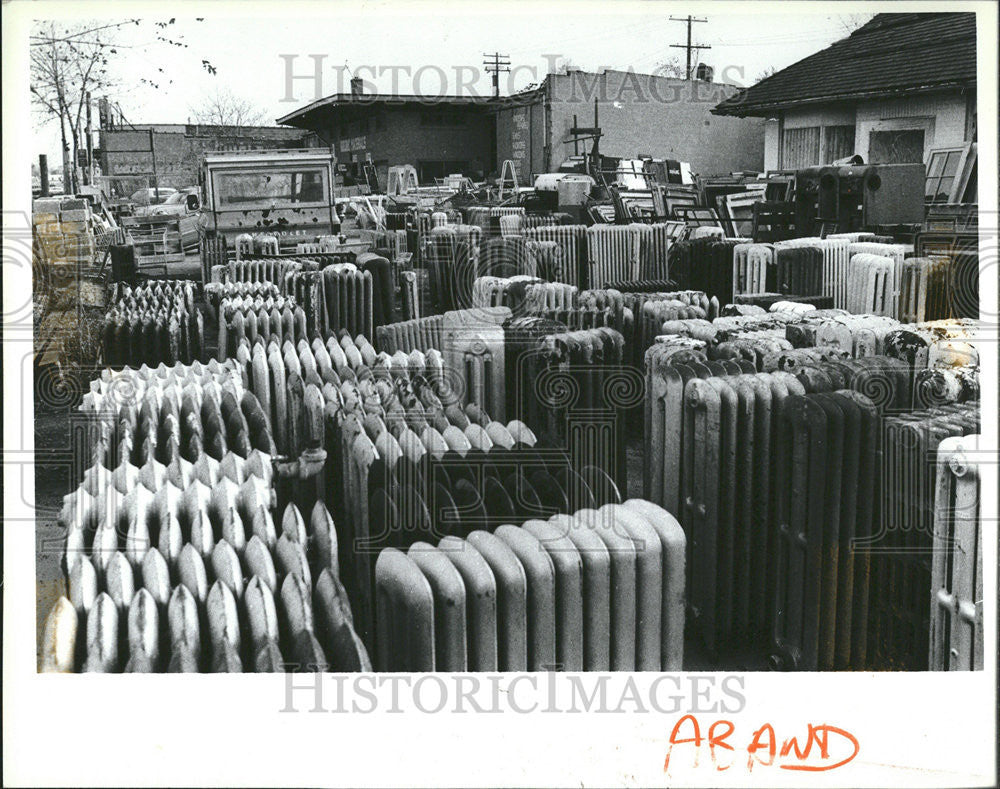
[28,1,875,164]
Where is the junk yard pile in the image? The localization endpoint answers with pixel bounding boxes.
[34,12,983,674]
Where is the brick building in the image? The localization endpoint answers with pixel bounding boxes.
[277,84,495,187]
[98,122,315,190]
[494,69,767,180]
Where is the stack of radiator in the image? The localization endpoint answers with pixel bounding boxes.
[524,225,586,287]
[374,500,685,671]
[503,322,631,489]
[102,280,204,368]
[868,403,981,670]
[422,225,482,312]
[585,225,644,288]
[669,238,741,303]
[217,294,303,362]
[210,256,313,289]
[644,326,982,669]
[40,362,368,673]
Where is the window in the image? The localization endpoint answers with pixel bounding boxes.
[782,127,820,169]
[869,129,925,164]
[823,125,856,162]
[214,169,327,207]
[925,143,976,204]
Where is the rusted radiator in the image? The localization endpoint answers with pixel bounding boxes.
[103,280,203,368]
[472,275,542,310]
[733,243,773,301]
[373,501,685,672]
[506,324,630,488]
[898,256,952,323]
[929,434,984,671]
[811,314,902,358]
[525,225,587,287]
[586,225,643,288]
[772,245,824,298]
[866,402,980,670]
[770,390,880,671]
[319,265,374,339]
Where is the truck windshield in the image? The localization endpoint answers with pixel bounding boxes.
[214,169,326,206]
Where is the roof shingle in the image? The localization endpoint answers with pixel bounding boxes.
[713,13,977,117]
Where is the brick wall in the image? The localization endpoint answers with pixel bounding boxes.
[99,125,312,189]
[326,106,495,185]
[542,70,766,176]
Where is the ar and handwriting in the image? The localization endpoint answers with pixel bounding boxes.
[664,715,860,773]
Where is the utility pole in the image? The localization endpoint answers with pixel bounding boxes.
[85,91,94,186]
[483,51,511,98]
[669,15,710,80]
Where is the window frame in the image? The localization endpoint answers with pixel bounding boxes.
[211,166,330,210]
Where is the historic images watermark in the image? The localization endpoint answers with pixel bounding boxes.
[280,670,747,714]
[277,56,753,106]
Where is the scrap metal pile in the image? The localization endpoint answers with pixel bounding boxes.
[39,192,984,674]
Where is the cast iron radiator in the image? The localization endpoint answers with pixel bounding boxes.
[928,433,985,671]
[373,501,685,672]
[102,280,204,368]
[41,362,368,673]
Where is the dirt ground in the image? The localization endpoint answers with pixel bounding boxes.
[34,405,74,666]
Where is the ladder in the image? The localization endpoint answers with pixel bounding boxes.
[497,159,519,201]
[362,154,381,194]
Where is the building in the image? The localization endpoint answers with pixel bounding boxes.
[98,120,315,190]
[494,69,766,179]
[712,13,977,172]
[276,81,496,187]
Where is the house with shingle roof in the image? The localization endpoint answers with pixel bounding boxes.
[712,13,977,173]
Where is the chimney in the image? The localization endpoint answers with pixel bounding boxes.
[350,77,364,96]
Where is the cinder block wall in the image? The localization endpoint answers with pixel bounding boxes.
[544,70,766,175]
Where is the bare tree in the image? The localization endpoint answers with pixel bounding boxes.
[189,88,269,128]
[653,56,687,79]
[754,66,778,84]
[30,19,215,192]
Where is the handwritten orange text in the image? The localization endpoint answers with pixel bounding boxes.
[664,715,860,773]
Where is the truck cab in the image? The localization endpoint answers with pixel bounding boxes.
[201,148,341,251]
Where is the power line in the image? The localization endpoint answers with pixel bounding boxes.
[483,51,511,97]
[669,15,710,80]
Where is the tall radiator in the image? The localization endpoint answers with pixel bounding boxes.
[929,434,984,671]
